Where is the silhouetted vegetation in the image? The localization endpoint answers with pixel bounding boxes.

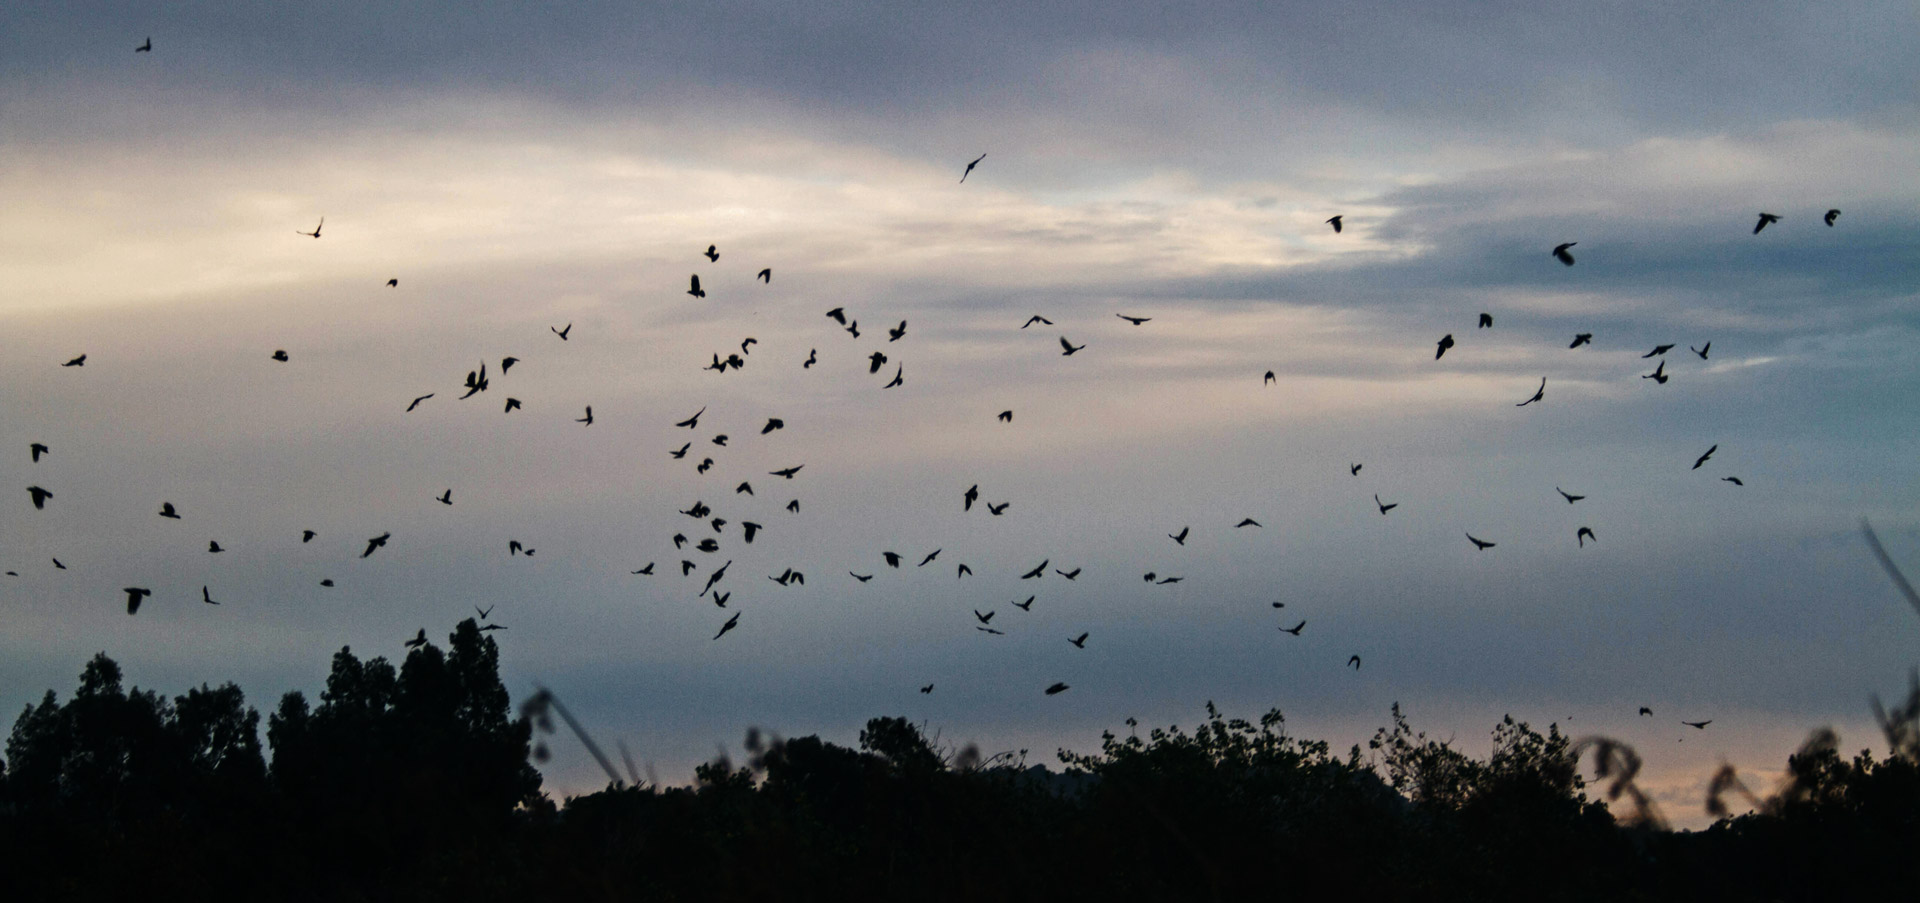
[5,626,1917,901]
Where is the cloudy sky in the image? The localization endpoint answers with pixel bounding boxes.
[4,2,1917,826]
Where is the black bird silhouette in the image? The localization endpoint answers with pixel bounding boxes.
[1479,313,1493,328]
[1577,527,1596,547]
[159,502,180,519]
[1642,361,1668,384]
[671,442,691,459]
[124,587,151,614]
[1516,378,1545,406]
[786,499,800,512]
[1753,213,1780,234]
[1436,334,1454,359]
[770,465,803,478]
[960,153,986,182]
[770,568,803,586]
[1264,371,1275,385]
[918,549,941,567]
[741,337,758,356]
[1552,242,1576,266]
[632,563,655,575]
[436,489,452,505]
[405,628,428,649]
[736,481,754,495]
[504,397,522,412]
[1465,533,1495,550]
[1059,337,1085,355]
[27,486,51,510]
[761,417,784,434]
[888,321,907,341]
[704,245,719,262]
[1045,683,1070,695]
[1824,209,1840,227]
[700,560,732,596]
[1557,488,1585,503]
[1116,314,1151,325]
[406,394,434,412]
[1280,621,1305,636]
[964,484,978,511]
[30,443,48,461]
[577,406,593,425]
[1722,476,1744,486]
[1069,633,1088,648]
[826,307,847,325]
[695,538,719,553]
[63,354,86,367]
[851,572,873,582]
[1682,720,1711,729]
[1347,655,1361,670]
[673,533,688,549]
[1639,707,1653,717]
[998,410,1013,422]
[1569,333,1593,348]
[681,560,696,575]
[712,435,728,447]
[302,530,316,543]
[271,350,289,362]
[1021,560,1049,579]
[758,268,772,282]
[1374,494,1396,514]
[688,274,705,298]
[136,37,151,52]
[957,564,973,578]
[741,522,762,543]
[1643,344,1675,358]
[884,366,903,388]
[978,626,1005,635]
[987,502,1009,515]
[868,351,888,374]
[297,218,323,238]
[52,558,65,570]
[551,323,571,340]
[676,407,706,428]
[1170,526,1189,545]
[202,586,218,605]
[208,541,224,553]
[974,609,995,624]
[713,612,740,640]
[1691,342,1710,359]
[1156,576,1183,585]
[1012,596,1033,611]
[1326,215,1342,233]
[706,354,729,374]
[511,540,526,555]
[387,278,399,287]
[884,552,901,568]
[1022,315,1053,328]
[845,320,861,338]
[1236,518,1261,528]
[319,579,334,587]
[362,532,391,558]
[1350,464,1362,476]
[804,349,817,368]
[478,623,508,633]
[1057,567,1080,579]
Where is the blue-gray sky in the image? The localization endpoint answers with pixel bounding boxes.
[3,1,1917,826]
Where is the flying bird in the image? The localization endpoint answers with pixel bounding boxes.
[302,530,316,543]
[1642,361,1668,384]
[704,245,719,262]
[1639,707,1653,717]
[1235,518,1261,528]
[1569,333,1593,348]
[1643,344,1675,358]
[1516,378,1545,406]
[319,579,334,587]
[1552,242,1577,266]
[713,613,740,640]
[52,558,65,570]
[1059,337,1085,355]
[758,268,772,282]
[297,218,323,238]
[688,275,705,298]
[736,481,754,495]
[577,406,593,425]
[888,321,907,341]
[1057,568,1081,580]
[510,540,525,555]
[1069,633,1088,648]
[504,397,522,412]
[695,539,718,553]
[884,366,903,388]
[1465,533,1495,550]
[960,153,986,183]
[406,394,434,412]
[850,572,872,582]
[826,307,847,325]
[978,626,1005,636]
[1691,342,1711,359]
[436,489,452,505]
[1479,313,1492,328]
[208,541,224,553]
[1722,476,1744,486]
[868,351,888,374]
[1264,371,1275,385]
[1557,488,1585,504]
[786,499,800,512]
[1436,334,1454,359]
[405,629,428,649]
[202,586,218,605]
[551,323,571,340]
[1577,527,1596,547]
[1156,576,1183,585]
[700,560,732,596]
[741,522,762,543]
[1753,213,1780,234]
[136,37,151,52]
[741,338,758,356]
[987,502,1009,515]
[271,350,289,362]
[1116,314,1151,325]
[804,349,817,368]
[681,561,696,576]
[675,407,706,428]
[1012,596,1033,610]
[918,549,941,567]
[770,568,804,586]
[1326,215,1342,233]
[124,587,151,615]
[631,563,655,575]
[883,552,901,568]
[920,684,933,694]
[1350,464,1362,476]
[387,278,399,287]
[973,609,994,625]
[26,486,51,510]
[1044,683,1070,695]
[1347,655,1362,670]
[1280,621,1305,636]
[964,484,978,511]
[1021,560,1049,579]
[362,532,391,558]
[998,410,1012,422]
[1022,315,1053,328]
[1374,494,1396,515]
[1170,526,1189,545]
[770,465,804,479]
[844,320,860,338]
[761,417,784,434]
[957,564,973,578]
[159,502,180,519]
[671,443,691,459]
[1682,720,1712,730]
[1824,209,1841,227]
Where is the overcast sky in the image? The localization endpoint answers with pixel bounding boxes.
[3,2,1917,827]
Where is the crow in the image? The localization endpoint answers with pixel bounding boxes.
[1326,215,1343,233]
[1552,242,1577,266]
[960,153,986,182]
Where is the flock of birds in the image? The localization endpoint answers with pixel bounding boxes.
[8,37,1852,739]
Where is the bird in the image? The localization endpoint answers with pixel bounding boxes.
[1722,476,1744,486]
[888,321,907,341]
[202,586,218,605]
[387,278,399,287]
[1022,315,1053,328]
[964,485,979,511]
[551,323,572,340]
[63,354,86,367]
[301,530,316,543]
[504,398,522,412]
[1012,596,1033,611]
[1156,576,1183,585]
[844,320,860,338]
[297,218,323,238]
[1235,518,1261,528]
[1170,527,1189,545]
[741,522,762,543]
[826,308,847,325]
[1516,378,1545,406]
[1326,215,1343,233]
[1044,683,1070,695]
[920,684,933,694]
[1479,313,1493,328]
[998,410,1013,422]
[1347,655,1361,670]
[1682,720,1712,730]
[271,350,289,362]
[52,558,65,570]
[1116,315,1151,325]
[208,541,224,553]
[26,486,52,510]
[688,275,705,298]
[868,351,888,374]
[405,629,428,649]
[159,502,180,519]
[362,532,391,558]
[978,626,1005,636]
[883,552,901,568]
[786,499,800,513]
[713,613,740,640]
[804,349,817,368]
[770,569,802,586]
[1436,334,1454,359]
[1642,361,1668,384]
[632,563,655,575]
[1643,344,1675,358]
[436,489,452,505]
[1824,209,1841,227]
[1059,337,1085,355]
[676,407,706,429]
[406,394,434,412]
[1753,213,1780,234]
[673,534,688,549]
[1552,242,1577,266]
[741,338,758,356]
[1577,527,1596,547]
[1264,371,1275,385]
[701,561,732,596]
[477,624,508,633]
[1350,464,1362,476]
[124,587,152,615]
[577,406,593,425]
[1556,488,1585,504]
[956,564,974,579]
[681,561,696,576]
[761,417,784,434]
[319,579,335,587]
[1639,707,1653,717]
[1021,560,1049,579]
[850,571,873,582]
[973,609,995,625]
[510,540,525,556]
[695,539,718,553]
[136,37,151,52]
[1374,495,1396,514]
[704,245,719,262]
[1691,342,1711,359]
[1569,333,1593,348]
[1465,533,1495,550]
[682,501,713,520]
[1280,621,1305,636]
[736,482,754,495]
[884,366,903,389]
[770,465,804,478]
[986,502,1010,516]
[960,153,986,182]
[1069,633,1088,648]
[918,550,941,567]
[758,268,772,282]
[1056,567,1080,580]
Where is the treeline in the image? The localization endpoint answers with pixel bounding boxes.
[3,622,1916,901]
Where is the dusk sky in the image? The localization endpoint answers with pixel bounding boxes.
[3,2,1916,827]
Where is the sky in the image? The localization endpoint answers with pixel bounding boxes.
[3,1,1917,828]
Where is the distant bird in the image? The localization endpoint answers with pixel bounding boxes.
[673,534,688,549]
[362,532,391,558]
[920,684,933,693]
[1824,209,1841,227]
[1642,361,1668,384]
[978,627,1005,636]
[804,349,817,368]
[770,465,804,478]
[884,366,903,389]
[987,502,1009,515]
[1639,707,1653,717]
[1022,315,1053,328]
[1021,560,1049,579]
[551,323,571,340]
[1060,337,1085,355]
[1643,344,1675,358]
[701,560,732,596]
[63,355,86,367]
[271,350,289,362]
[1577,527,1596,547]
[1326,215,1343,233]
[1722,476,1744,486]
[302,530,316,543]
[826,307,847,325]
[1569,333,1593,348]
[319,579,334,587]
[1069,633,1088,648]
[964,484,979,511]
[713,613,740,640]
[956,564,973,578]
[1170,526,1189,545]
[973,609,994,624]
[297,218,323,238]
[510,540,525,555]
[124,587,151,615]
[868,351,888,374]
[845,320,860,338]
[770,568,803,586]
[998,410,1013,422]
[850,572,873,582]
[676,407,706,428]
[1479,313,1493,328]
[671,443,691,459]
[1264,371,1275,385]
[1044,683,1070,695]
[1374,494,1396,515]
[1012,596,1033,610]
[1350,464,1362,476]
[1235,518,1261,528]
[681,561,696,575]
[704,245,719,262]
[761,417,784,434]
[202,586,217,605]
[1551,242,1577,266]
[26,486,51,510]
[406,394,434,412]
[504,397,522,412]
[208,541,224,553]
[758,268,772,282]
[888,321,907,341]
[695,539,718,553]
[159,502,180,519]
[960,153,986,183]
[741,522,762,543]
[1056,567,1080,580]
[786,499,800,512]
[1557,488,1585,504]
[1436,334,1454,359]
[577,406,593,425]
[741,337,758,356]
[52,558,65,570]
[884,552,901,568]
[387,278,399,287]
[1465,533,1495,550]
[1280,621,1305,636]
[1116,315,1151,325]
[632,563,655,575]
[1691,342,1711,359]
[436,489,452,505]
[736,481,754,495]
[1682,720,1712,730]
[1156,576,1183,585]
[405,628,428,649]
[478,623,508,633]
[918,549,941,567]
[1516,378,1545,406]
[688,275,705,298]
[136,37,151,52]
[1347,655,1361,670]
[1753,213,1780,234]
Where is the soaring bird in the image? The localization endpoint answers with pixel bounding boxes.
[271,350,289,362]
[551,323,572,340]
[1347,655,1362,670]
[758,268,772,282]
[694,539,718,553]
[1639,707,1653,717]
[1059,337,1085,355]
[978,627,1005,635]
[1824,209,1841,227]
[297,218,323,238]
[1375,494,1396,514]
[1436,334,1454,359]
[631,563,655,575]
[52,558,65,570]
[1054,567,1081,580]
[957,564,973,578]
[1682,720,1712,729]
[960,153,986,182]
[851,572,872,582]
[124,587,152,614]
[387,278,399,287]
[1569,333,1593,348]
[362,532,391,558]
[700,560,732,596]
[888,321,907,341]
[675,407,706,428]
[770,465,804,479]
[1479,313,1493,328]
[64,354,86,367]
[1465,533,1495,550]
[998,410,1013,422]
[1021,560,1049,579]
[27,486,52,509]
[319,579,335,587]
[1556,487,1585,504]
[1722,476,1744,486]
[406,394,434,412]
[208,541,224,553]
[136,37,151,52]
[1642,361,1668,384]
[761,417,784,434]
[1326,215,1343,233]
[688,275,705,298]
[1156,576,1183,585]
[736,481,754,495]
[577,406,593,425]
[1235,518,1261,528]
[704,245,719,262]
[987,502,1009,515]
[917,549,941,567]
[964,484,979,511]
[405,628,428,649]
[1280,621,1305,636]
[1552,242,1576,266]
[1516,378,1545,406]
[1022,315,1053,328]
[436,489,452,505]
[1643,344,1674,358]
[1116,314,1151,325]
[884,366,903,388]
[1691,342,1711,359]
[1170,527,1189,545]
[504,397,522,412]
[973,609,994,624]
[883,552,902,568]
[1011,596,1033,611]
[202,586,218,605]
[159,502,181,519]
[670,442,691,459]
[1577,527,1596,547]
[826,307,848,325]
[1044,683,1070,695]
[1753,213,1780,234]
[1069,633,1088,648]
[786,499,800,512]
[713,612,740,640]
